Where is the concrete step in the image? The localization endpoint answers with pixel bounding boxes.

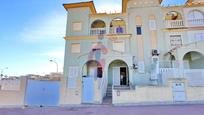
[106,92,112,96]
[113,85,130,90]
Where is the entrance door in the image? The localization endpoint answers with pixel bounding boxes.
[113,67,120,86]
[82,77,94,103]
[25,80,60,106]
[172,83,186,102]
[120,67,127,85]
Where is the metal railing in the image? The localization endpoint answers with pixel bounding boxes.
[188,19,204,26]
[109,26,126,34]
[164,20,185,28]
[90,28,106,36]
[160,68,204,86]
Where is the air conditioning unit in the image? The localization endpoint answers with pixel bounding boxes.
[152,49,160,56]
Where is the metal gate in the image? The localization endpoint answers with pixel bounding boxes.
[82,77,94,103]
[172,83,186,102]
[25,80,60,106]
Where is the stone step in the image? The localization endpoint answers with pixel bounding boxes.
[106,93,112,96]
[113,86,130,90]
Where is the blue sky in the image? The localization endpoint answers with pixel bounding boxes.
[0,0,187,76]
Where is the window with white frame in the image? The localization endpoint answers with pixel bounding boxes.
[188,10,204,26]
[67,66,79,88]
[112,41,125,52]
[170,35,182,47]
[188,10,203,20]
[72,22,82,31]
[194,33,204,42]
[71,43,80,53]
[136,26,142,35]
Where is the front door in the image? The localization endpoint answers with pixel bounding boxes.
[120,67,127,85]
[113,67,120,86]
[113,67,128,86]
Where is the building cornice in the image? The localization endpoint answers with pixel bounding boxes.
[186,1,204,7]
[89,13,126,18]
[64,36,98,40]
[63,1,97,14]
[64,34,132,40]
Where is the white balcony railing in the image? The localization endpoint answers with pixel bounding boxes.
[160,68,204,86]
[90,28,106,36]
[165,20,185,28]
[188,19,204,27]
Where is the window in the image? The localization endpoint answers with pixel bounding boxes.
[72,22,82,31]
[194,33,204,42]
[170,35,182,47]
[116,26,124,34]
[188,10,203,20]
[71,43,80,53]
[97,67,103,78]
[136,26,142,35]
[113,41,125,52]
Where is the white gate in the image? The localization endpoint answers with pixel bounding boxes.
[82,77,94,103]
[172,83,186,102]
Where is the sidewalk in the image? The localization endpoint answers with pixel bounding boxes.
[0,104,204,115]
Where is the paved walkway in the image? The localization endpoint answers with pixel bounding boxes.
[0,104,204,115]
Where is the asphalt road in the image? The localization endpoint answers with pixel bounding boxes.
[0,104,204,115]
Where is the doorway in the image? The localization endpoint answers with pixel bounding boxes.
[108,60,129,86]
[120,67,127,85]
[82,60,102,103]
[112,67,128,86]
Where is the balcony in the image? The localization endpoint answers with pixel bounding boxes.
[165,20,185,29]
[109,26,126,34]
[90,28,106,36]
[188,19,204,27]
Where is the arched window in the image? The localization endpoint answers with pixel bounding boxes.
[110,18,126,34]
[91,20,106,28]
[188,10,204,20]
[90,20,106,35]
[188,10,204,26]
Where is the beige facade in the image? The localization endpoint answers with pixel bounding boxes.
[62,0,204,105]
[1,0,204,107]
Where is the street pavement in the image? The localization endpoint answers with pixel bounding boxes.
[0,104,204,115]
